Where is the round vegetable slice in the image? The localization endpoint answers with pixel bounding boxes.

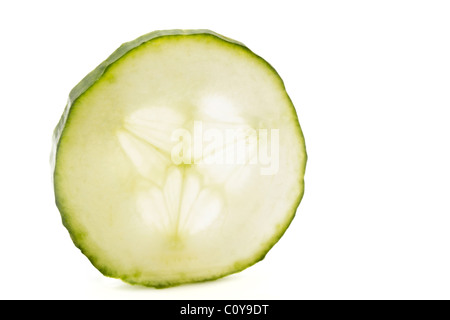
[52,29,307,288]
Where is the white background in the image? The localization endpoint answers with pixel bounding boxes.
[1,0,449,300]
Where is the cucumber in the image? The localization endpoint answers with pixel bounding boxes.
[52,29,307,288]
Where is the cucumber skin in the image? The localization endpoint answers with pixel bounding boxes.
[51,29,307,288]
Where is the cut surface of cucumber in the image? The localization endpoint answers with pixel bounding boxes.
[52,29,307,288]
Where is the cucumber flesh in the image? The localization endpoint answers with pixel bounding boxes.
[53,30,307,287]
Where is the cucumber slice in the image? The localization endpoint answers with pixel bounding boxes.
[52,29,307,288]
